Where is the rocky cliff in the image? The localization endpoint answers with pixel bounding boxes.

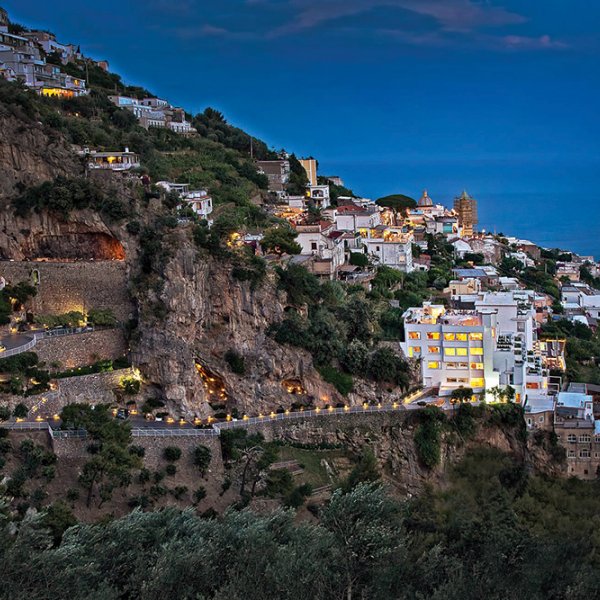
[0,114,81,201]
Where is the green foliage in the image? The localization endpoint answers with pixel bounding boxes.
[231,253,267,289]
[341,449,380,492]
[375,194,417,213]
[87,308,117,327]
[14,176,128,221]
[261,226,301,256]
[12,403,28,419]
[366,347,410,388]
[349,252,369,267]
[0,352,38,375]
[0,281,37,324]
[275,263,321,306]
[318,366,353,396]
[414,406,446,469]
[41,502,77,546]
[450,386,474,403]
[120,375,141,395]
[163,446,182,462]
[34,311,85,328]
[287,154,309,195]
[224,349,245,375]
[193,445,212,476]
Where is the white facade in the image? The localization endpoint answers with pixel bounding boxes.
[403,290,558,402]
[363,228,413,272]
[307,185,331,209]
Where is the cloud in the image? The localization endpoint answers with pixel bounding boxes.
[500,34,568,50]
[266,0,527,36]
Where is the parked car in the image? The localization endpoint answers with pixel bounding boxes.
[116,408,129,420]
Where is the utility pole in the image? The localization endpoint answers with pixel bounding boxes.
[250,136,254,159]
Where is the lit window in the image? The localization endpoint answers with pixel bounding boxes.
[456,333,468,341]
[470,362,484,370]
[408,346,422,358]
[408,331,421,340]
[470,378,484,388]
[444,348,456,356]
[427,361,440,370]
[470,348,484,356]
[428,346,440,354]
[444,333,455,341]
[427,332,440,340]
[456,348,468,356]
[469,333,483,341]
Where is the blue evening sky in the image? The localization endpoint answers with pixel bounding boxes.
[4,1,600,253]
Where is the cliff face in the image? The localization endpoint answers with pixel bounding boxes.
[132,233,407,419]
[0,114,81,200]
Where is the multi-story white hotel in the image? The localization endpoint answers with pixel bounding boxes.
[402,291,559,401]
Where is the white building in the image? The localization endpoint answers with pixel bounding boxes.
[363,227,413,272]
[294,221,345,280]
[403,290,559,401]
[306,185,331,209]
[334,204,381,232]
[156,181,213,223]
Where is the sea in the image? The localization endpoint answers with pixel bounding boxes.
[321,158,600,260]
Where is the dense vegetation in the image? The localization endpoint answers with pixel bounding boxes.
[1,444,599,600]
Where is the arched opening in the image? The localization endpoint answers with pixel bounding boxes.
[25,233,126,261]
[195,361,228,404]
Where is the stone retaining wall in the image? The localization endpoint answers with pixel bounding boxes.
[0,260,132,321]
[35,329,128,369]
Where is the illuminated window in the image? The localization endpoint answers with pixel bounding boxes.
[427,332,440,340]
[526,382,539,389]
[456,348,468,356]
[427,361,440,370]
[408,346,422,358]
[470,362,484,370]
[456,333,468,341]
[470,347,484,356]
[444,348,456,356]
[470,378,484,388]
[469,333,483,341]
[428,346,440,354]
[408,331,421,340]
[444,333,455,341]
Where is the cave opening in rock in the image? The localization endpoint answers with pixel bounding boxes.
[282,378,306,395]
[195,362,228,404]
[24,233,126,261]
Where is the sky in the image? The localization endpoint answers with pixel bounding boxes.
[4,1,600,253]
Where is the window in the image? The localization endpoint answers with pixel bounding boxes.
[580,449,591,459]
[427,332,440,340]
[456,348,468,356]
[579,434,591,443]
[444,348,456,356]
[408,331,421,340]
[567,434,577,443]
[567,450,576,458]
[470,362,484,370]
[444,333,455,341]
[538,416,544,423]
[408,346,421,358]
[527,418,532,426]
[469,332,483,341]
[311,242,317,251]
[456,333,468,341]
[428,346,440,354]
[427,361,440,369]
[470,348,484,356]
[470,378,484,388]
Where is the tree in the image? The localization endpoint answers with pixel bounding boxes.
[87,308,117,327]
[12,403,28,419]
[340,339,369,374]
[193,445,212,477]
[261,227,301,256]
[341,449,380,492]
[349,252,369,267]
[163,446,182,462]
[367,347,409,388]
[375,194,417,214]
[450,386,474,404]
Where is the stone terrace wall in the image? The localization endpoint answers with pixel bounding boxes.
[0,260,132,321]
[35,329,127,369]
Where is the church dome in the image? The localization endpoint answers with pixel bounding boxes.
[418,189,433,207]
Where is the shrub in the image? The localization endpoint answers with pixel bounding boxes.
[87,308,117,327]
[349,252,369,267]
[0,407,11,421]
[224,349,245,375]
[128,445,145,458]
[171,485,188,500]
[13,403,29,419]
[284,483,313,508]
[318,366,353,396]
[193,486,207,504]
[193,445,212,476]
[163,446,182,462]
[120,375,141,395]
[165,464,177,476]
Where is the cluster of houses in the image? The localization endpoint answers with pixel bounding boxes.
[108,95,195,134]
[0,7,88,97]
[256,156,482,281]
